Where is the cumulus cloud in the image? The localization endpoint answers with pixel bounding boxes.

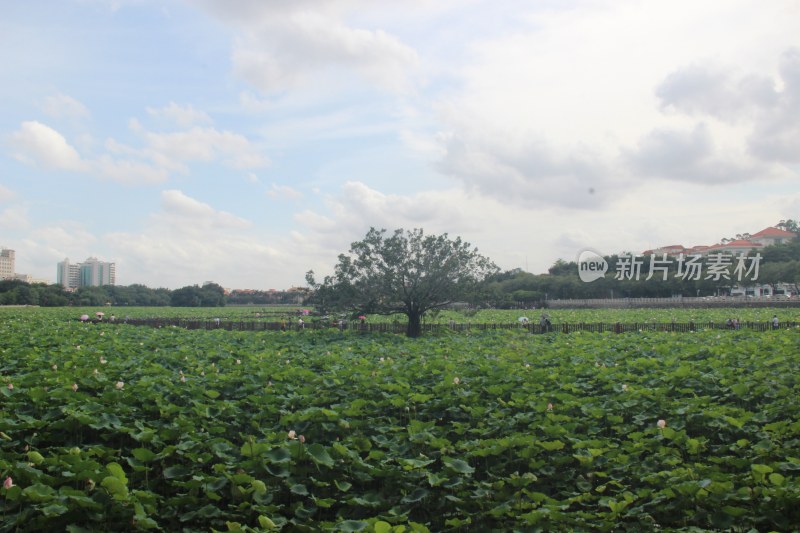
[439,132,617,209]
[159,189,251,230]
[9,107,267,184]
[656,64,776,122]
[9,121,167,183]
[9,121,87,171]
[92,155,168,184]
[0,184,15,202]
[141,127,268,169]
[40,93,90,120]
[297,181,470,236]
[642,48,800,168]
[625,124,769,184]
[431,2,800,207]
[146,102,213,128]
[267,183,304,200]
[748,48,800,163]
[293,181,488,270]
[0,206,29,231]
[653,47,800,169]
[104,190,284,288]
[195,0,419,93]
[29,222,98,257]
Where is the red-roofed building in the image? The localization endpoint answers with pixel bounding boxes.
[750,227,796,247]
[705,239,764,255]
[643,226,795,257]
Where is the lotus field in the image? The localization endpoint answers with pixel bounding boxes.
[1,308,800,531]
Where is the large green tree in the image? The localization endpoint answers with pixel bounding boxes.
[306,227,498,337]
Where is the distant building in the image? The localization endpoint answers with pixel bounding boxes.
[705,239,765,256]
[0,248,14,280]
[57,257,116,289]
[750,226,796,247]
[644,226,795,257]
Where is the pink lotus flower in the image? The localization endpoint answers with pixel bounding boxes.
[453,377,460,385]
[6,383,13,391]
[288,430,298,440]
[299,435,306,443]
[71,383,78,392]
[657,419,667,429]
[115,381,124,390]
[547,402,554,411]
[3,476,13,489]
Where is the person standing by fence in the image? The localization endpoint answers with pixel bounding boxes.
[772,315,779,329]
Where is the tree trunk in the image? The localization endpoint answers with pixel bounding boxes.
[406,310,422,338]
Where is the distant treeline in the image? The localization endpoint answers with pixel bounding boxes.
[487,237,800,308]
[3,232,798,309]
[0,281,303,308]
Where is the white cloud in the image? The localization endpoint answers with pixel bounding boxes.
[625,123,772,185]
[9,121,87,171]
[748,48,800,164]
[0,206,29,231]
[146,102,213,128]
[92,155,169,184]
[103,190,285,288]
[159,189,251,230]
[196,0,419,93]
[0,184,15,202]
[141,126,268,170]
[432,1,800,206]
[40,93,90,120]
[9,111,267,184]
[267,183,304,200]
[9,121,168,183]
[29,222,98,257]
[656,64,777,122]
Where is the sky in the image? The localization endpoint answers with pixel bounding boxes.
[1,0,799,290]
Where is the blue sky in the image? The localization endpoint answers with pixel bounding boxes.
[1,0,798,289]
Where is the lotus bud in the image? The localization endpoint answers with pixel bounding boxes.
[3,476,13,489]
[71,383,78,392]
[115,381,124,390]
[657,419,667,429]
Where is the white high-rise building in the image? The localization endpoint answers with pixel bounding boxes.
[0,249,15,280]
[58,257,115,288]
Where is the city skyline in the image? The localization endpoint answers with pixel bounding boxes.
[2,1,799,290]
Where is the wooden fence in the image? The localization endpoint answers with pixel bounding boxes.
[109,318,797,334]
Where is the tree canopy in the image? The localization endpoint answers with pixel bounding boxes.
[306,227,498,337]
